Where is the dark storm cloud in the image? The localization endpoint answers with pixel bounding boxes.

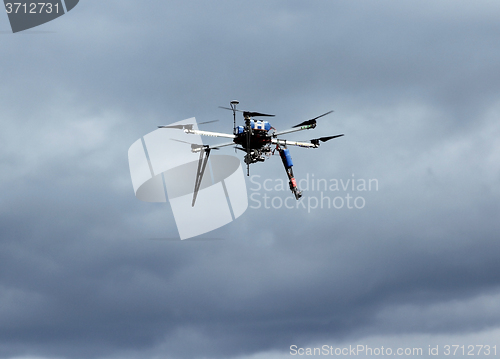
[1,0,500,358]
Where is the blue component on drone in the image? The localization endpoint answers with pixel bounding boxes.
[281,149,293,168]
[237,126,245,134]
[251,120,271,131]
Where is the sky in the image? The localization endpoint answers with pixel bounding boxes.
[1,0,500,358]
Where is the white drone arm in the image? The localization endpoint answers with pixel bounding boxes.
[185,129,236,139]
[190,141,235,153]
[271,138,317,148]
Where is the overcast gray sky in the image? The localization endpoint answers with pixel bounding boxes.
[1,1,500,358]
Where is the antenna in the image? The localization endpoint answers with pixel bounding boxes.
[230,100,239,135]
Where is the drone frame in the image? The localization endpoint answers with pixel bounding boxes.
[158,101,344,206]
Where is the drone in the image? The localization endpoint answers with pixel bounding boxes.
[158,100,344,206]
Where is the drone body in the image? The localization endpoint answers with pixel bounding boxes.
[158,101,344,206]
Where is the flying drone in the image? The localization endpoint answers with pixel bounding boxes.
[158,100,344,206]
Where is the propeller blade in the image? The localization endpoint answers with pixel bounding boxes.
[318,134,344,142]
[159,120,217,130]
[170,138,196,145]
[170,138,204,150]
[243,111,275,118]
[170,139,220,152]
[310,134,344,145]
[219,106,240,112]
[292,110,334,128]
[198,120,219,125]
[219,106,274,117]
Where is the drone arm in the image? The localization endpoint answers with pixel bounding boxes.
[272,134,343,148]
[190,141,235,153]
[271,138,318,148]
[185,129,236,139]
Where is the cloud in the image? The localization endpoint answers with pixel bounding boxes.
[1,1,500,358]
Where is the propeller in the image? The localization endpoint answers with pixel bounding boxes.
[170,138,219,151]
[310,134,344,146]
[292,111,333,128]
[170,138,204,151]
[219,106,274,118]
[158,120,218,130]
